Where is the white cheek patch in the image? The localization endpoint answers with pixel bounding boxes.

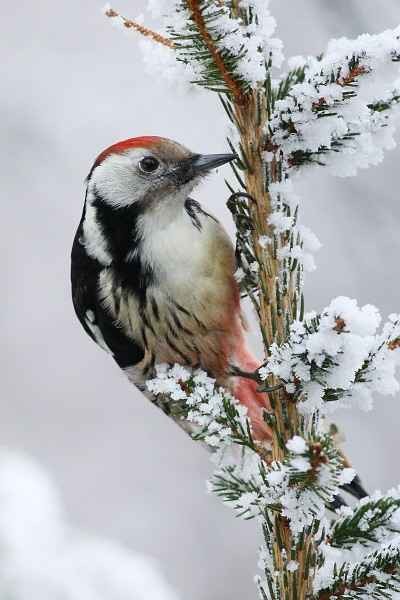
[82,197,112,266]
[92,150,147,208]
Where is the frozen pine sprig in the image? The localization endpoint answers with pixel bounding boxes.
[150,0,283,92]
[260,297,400,415]
[314,490,400,598]
[210,433,347,531]
[278,434,351,536]
[146,364,254,450]
[147,365,354,538]
[103,4,400,176]
[269,26,400,176]
[186,371,253,449]
[147,365,272,523]
[209,435,342,532]
[329,488,400,550]
[209,450,267,519]
[104,1,283,95]
[315,544,400,599]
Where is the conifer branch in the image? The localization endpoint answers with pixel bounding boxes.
[318,547,400,599]
[185,0,247,104]
[269,31,400,174]
[329,494,400,549]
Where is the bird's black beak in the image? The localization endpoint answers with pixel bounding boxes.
[190,153,237,173]
[171,153,237,185]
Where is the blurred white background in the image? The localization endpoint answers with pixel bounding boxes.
[0,450,179,600]
[1,1,400,598]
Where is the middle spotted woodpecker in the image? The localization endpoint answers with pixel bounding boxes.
[71,136,272,440]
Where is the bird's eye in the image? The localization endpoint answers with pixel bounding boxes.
[138,156,160,173]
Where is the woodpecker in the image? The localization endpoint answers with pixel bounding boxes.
[71,136,270,439]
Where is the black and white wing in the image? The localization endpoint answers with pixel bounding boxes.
[71,217,145,371]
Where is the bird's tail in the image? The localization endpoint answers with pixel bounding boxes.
[341,473,368,500]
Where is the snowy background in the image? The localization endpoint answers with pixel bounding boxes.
[0,450,179,600]
[2,1,400,598]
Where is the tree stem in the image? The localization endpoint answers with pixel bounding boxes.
[234,89,315,600]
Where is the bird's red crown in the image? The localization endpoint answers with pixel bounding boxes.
[93,136,163,169]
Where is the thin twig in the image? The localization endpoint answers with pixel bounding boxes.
[104,7,175,49]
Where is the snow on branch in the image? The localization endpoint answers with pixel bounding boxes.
[103,4,400,177]
[329,490,400,550]
[146,364,256,451]
[104,1,283,95]
[147,357,400,596]
[313,489,400,597]
[269,27,400,176]
[259,297,400,415]
[146,365,354,528]
[146,363,372,595]
[170,0,283,94]
[316,544,400,599]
